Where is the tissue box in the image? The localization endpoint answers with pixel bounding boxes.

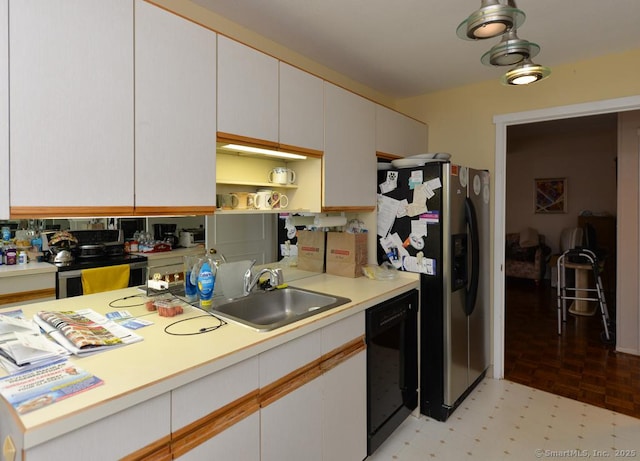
[297,230,326,273]
[326,232,368,278]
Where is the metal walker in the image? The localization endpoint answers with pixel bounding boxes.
[556,248,612,342]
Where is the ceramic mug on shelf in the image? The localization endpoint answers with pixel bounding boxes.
[255,190,274,210]
[217,193,239,210]
[268,167,296,185]
[271,191,289,209]
[231,192,252,210]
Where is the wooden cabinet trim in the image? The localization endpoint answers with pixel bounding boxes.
[217,133,323,159]
[321,206,376,213]
[171,390,260,458]
[9,206,135,219]
[320,335,366,374]
[119,434,172,461]
[376,151,403,161]
[133,206,215,216]
[0,288,56,307]
[259,357,323,408]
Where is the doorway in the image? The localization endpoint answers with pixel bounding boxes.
[492,95,640,379]
[493,97,640,417]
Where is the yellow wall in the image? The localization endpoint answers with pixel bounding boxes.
[397,48,640,171]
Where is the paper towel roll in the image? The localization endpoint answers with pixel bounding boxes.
[314,215,347,227]
[290,216,316,227]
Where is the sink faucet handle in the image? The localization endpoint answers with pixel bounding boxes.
[272,268,284,287]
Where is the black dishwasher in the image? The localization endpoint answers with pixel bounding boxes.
[366,289,419,455]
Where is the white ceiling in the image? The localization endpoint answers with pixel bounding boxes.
[191,0,640,99]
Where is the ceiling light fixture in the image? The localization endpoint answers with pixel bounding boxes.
[456,0,525,40]
[500,58,551,85]
[220,143,307,160]
[480,29,539,66]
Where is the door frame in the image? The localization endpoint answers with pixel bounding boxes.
[491,95,640,379]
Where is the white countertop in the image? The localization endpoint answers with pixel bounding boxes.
[0,247,207,279]
[132,245,206,262]
[0,262,58,278]
[3,270,419,449]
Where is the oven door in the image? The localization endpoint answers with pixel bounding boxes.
[57,261,147,298]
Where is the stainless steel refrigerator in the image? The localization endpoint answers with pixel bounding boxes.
[377,161,490,421]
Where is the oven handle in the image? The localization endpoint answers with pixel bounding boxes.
[57,261,148,280]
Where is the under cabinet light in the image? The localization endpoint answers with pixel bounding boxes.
[220,144,307,160]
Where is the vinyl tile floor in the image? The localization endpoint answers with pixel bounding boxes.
[366,377,640,461]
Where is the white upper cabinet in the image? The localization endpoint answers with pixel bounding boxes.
[323,82,376,209]
[217,36,278,143]
[9,0,134,212]
[376,104,428,157]
[0,0,8,219]
[134,0,217,213]
[279,62,324,153]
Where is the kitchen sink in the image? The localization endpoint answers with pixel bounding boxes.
[209,287,351,332]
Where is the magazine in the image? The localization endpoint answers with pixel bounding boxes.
[0,359,103,414]
[33,309,143,355]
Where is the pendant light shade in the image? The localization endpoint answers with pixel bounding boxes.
[456,0,525,40]
[480,29,540,66]
[500,58,551,85]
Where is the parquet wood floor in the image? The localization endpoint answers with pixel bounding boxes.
[504,278,640,419]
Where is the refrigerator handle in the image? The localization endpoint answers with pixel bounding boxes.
[465,197,480,316]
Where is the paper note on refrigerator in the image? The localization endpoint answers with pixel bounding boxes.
[377,194,401,237]
[379,171,398,194]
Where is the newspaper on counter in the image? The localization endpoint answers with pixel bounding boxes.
[33,309,143,355]
[0,359,103,414]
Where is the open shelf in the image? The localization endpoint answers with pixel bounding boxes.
[216,179,298,189]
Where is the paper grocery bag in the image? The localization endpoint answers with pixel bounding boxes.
[326,232,368,278]
[297,230,326,273]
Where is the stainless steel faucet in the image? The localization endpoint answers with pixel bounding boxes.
[243,266,284,295]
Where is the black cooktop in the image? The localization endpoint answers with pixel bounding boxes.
[55,253,148,272]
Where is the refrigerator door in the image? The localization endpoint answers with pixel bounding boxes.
[467,168,491,384]
[445,164,471,407]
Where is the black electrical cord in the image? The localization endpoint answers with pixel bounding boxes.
[163,314,227,336]
[108,294,146,308]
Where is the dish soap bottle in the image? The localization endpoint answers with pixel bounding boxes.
[196,257,216,309]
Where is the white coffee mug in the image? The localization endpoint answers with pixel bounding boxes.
[255,190,273,210]
[268,167,296,185]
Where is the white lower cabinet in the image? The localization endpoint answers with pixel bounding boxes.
[171,356,260,460]
[261,377,324,461]
[25,394,171,461]
[321,311,367,461]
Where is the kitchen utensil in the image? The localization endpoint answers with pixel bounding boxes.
[268,167,296,185]
[53,249,74,265]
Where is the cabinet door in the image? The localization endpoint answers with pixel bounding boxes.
[261,378,323,461]
[323,83,376,209]
[376,104,428,157]
[178,413,260,461]
[322,351,367,461]
[9,0,134,212]
[26,393,171,461]
[171,357,259,460]
[217,36,278,144]
[279,62,324,153]
[134,1,216,213]
[0,0,7,219]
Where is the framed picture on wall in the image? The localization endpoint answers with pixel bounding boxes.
[534,178,567,213]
